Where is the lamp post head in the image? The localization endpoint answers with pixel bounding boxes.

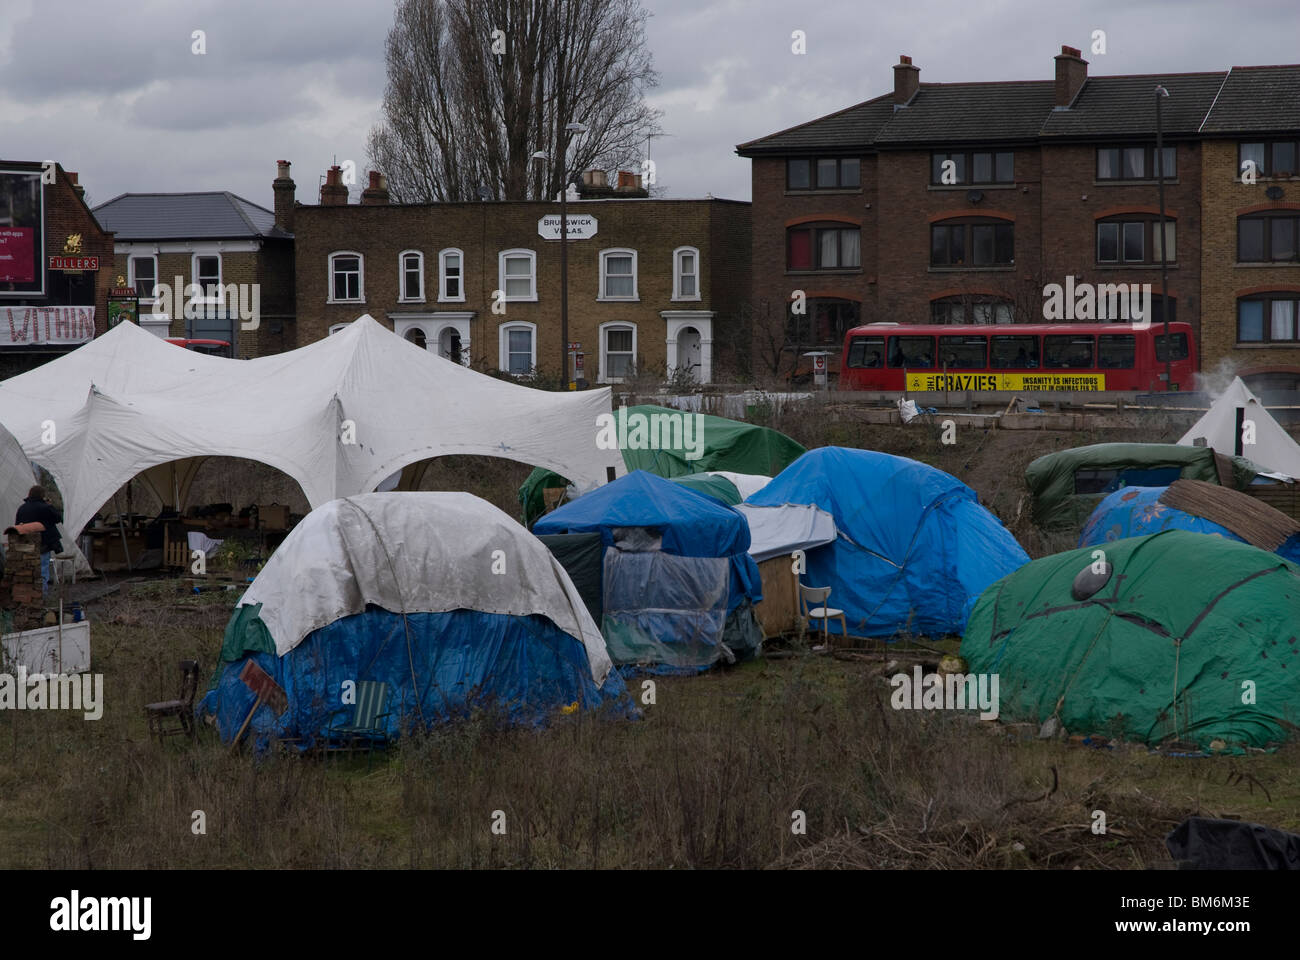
[1155,85,1170,98]
[530,151,548,162]
[565,122,588,134]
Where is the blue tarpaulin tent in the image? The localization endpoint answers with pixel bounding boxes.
[533,470,764,667]
[746,447,1030,638]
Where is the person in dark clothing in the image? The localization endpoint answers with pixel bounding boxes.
[16,485,63,595]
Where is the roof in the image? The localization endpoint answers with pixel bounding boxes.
[91,192,291,240]
[738,63,1300,155]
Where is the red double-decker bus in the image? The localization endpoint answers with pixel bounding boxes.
[839,321,1196,394]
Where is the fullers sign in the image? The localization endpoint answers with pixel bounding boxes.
[1,306,95,345]
[538,214,597,240]
[48,255,99,271]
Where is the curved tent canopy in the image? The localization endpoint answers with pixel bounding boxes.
[747,446,1029,638]
[0,419,90,574]
[198,492,626,746]
[0,315,623,540]
[1178,377,1300,478]
[962,530,1300,750]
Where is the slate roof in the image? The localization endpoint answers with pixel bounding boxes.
[737,64,1300,155]
[92,192,290,240]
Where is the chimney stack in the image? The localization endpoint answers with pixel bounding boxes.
[273,160,296,231]
[320,165,349,206]
[1054,45,1088,108]
[66,171,85,198]
[360,170,390,205]
[583,169,608,188]
[893,55,920,106]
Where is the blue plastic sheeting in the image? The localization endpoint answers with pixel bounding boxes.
[197,608,634,750]
[534,469,762,613]
[602,551,730,666]
[746,447,1030,638]
[1079,486,1300,564]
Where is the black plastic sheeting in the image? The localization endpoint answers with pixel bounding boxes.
[537,532,604,626]
[1166,816,1300,870]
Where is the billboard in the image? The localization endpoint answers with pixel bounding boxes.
[0,169,44,296]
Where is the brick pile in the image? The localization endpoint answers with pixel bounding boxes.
[3,532,46,631]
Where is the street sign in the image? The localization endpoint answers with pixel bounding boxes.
[538,214,598,240]
[567,341,581,350]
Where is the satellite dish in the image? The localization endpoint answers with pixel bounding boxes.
[1071,560,1113,601]
[477,186,491,201]
[966,189,984,204]
[1266,185,1285,200]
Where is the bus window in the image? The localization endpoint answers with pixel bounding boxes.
[1097,334,1135,369]
[847,336,884,368]
[990,335,1038,369]
[1155,332,1189,363]
[938,335,987,369]
[888,336,935,368]
[1044,335,1095,369]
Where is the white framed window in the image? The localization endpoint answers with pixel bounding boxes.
[398,250,424,302]
[328,251,364,302]
[129,254,159,302]
[498,249,537,302]
[672,246,700,301]
[328,322,351,335]
[599,321,637,382]
[192,254,222,300]
[599,248,638,301]
[499,322,537,375]
[439,248,464,302]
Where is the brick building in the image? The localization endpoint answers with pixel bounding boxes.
[93,187,295,358]
[737,47,1300,390]
[285,162,751,385]
[0,161,113,378]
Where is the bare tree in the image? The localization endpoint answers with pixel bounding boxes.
[368,0,663,202]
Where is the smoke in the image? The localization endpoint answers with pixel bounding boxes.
[1192,356,1242,400]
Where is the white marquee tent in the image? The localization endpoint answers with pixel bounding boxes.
[0,315,624,542]
[1178,377,1300,479]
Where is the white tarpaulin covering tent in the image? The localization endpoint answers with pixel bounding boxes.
[0,315,624,540]
[734,503,838,562]
[0,419,90,574]
[1178,377,1300,479]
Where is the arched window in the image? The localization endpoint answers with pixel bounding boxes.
[328,251,364,302]
[673,246,701,301]
[439,248,465,301]
[499,322,537,375]
[404,327,427,349]
[599,248,638,300]
[398,250,424,302]
[599,322,637,382]
[498,249,537,302]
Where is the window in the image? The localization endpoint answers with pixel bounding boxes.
[846,335,884,368]
[1096,145,1177,181]
[329,252,363,302]
[129,255,158,300]
[937,335,987,369]
[601,323,636,381]
[599,248,638,300]
[930,298,1012,324]
[931,220,1013,267]
[990,335,1039,369]
[930,151,1014,185]
[1238,295,1300,343]
[1154,331,1191,361]
[787,224,860,270]
[499,323,536,374]
[887,336,936,368]
[1097,334,1135,369]
[438,248,464,301]
[673,246,700,300]
[398,250,424,302]
[1096,219,1176,264]
[1238,214,1300,262]
[788,157,860,190]
[498,249,536,301]
[194,254,222,299]
[404,327,427,349]
[1239,140,1300,178]
[788,298,859,348]
[1043,334,1095,369]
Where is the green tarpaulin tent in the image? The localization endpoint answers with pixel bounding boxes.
[519,405,804,527]
[668,473,742,505]
[961,529,1300,750]
[1024,442,1261,530]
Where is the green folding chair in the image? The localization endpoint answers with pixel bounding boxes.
[325,680,392,769]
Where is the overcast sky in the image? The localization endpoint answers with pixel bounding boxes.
[1,0,1297,212]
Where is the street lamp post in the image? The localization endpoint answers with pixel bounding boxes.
[1155,85,1172,391]
[538,123,589,388]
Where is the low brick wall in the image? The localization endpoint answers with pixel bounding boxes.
[3,533,47,632]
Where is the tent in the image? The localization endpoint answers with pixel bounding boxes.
[532,470,764,668]
[197,492,628,747]
[0,421,89,575]
[962,530,1300,750]
[747,447,1029,638]
[1024,442,1260,530]
[1179,377,1300,478]
[519,405,803,526]
[1080,481,1300,563]
[0,315,623,543]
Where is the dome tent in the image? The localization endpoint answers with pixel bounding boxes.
[533,470,764,669]
[198,493,629,748]
[746,447,1029,638]
[961,530,1300,750]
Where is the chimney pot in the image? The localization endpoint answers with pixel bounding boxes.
[1054,45,1089,107]
[273,160,297,231]
[893,55,920,105]
[320,165,349,206]
[360,169,391,205]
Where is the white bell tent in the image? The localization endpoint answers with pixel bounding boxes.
[1178,377,1300,479]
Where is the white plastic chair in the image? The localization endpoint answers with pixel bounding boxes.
[798,584,847,649]
[52,552,76,585]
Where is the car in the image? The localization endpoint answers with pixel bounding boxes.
[165,338,233,357]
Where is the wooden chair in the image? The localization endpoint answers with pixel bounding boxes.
[798,584,847,650]
[324,681,392,770]
[145,660,201,742]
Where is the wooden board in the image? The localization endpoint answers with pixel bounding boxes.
[753,555,801,638]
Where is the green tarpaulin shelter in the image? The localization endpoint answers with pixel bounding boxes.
[519,405,804,527]
[1025,442,1260,530]
[667,473,742,505]
[961,529,1300,750]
